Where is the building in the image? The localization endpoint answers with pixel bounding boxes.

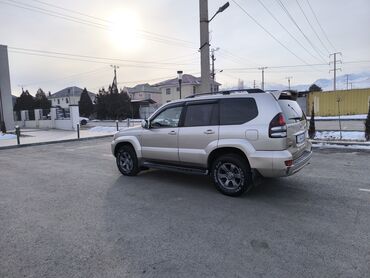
[153,74,220,104]
[0,45,15,131]
[126,83,161,109]
[48,86,95,109]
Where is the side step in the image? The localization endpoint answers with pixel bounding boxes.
[143,162,208,176]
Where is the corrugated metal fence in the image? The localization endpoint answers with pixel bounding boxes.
[307,88,370,116]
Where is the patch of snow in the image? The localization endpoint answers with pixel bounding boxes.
[315,131,365,141]
[0,133,17,140]
[313,143,370,150]
[308,114,367,120]
[89,126,118,133]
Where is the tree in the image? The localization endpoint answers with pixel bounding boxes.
[308,103,316,139]
[79,88,94,117]
[365,101,370,141]
[34,88,51,110]
[13,90,34,111]
[309,84,322,92]
[95,88,108,120]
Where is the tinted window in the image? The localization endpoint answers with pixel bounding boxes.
[184,103,218,127]
[278,100,305,124]
[151,106,182,128]
[220,98,258,125]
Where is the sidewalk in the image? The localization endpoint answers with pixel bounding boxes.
[0,128,116,148]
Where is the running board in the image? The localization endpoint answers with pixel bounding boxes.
[143,162,208,175]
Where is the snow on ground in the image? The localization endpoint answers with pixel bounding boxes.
[315,131,365,141]
[308,114,367,120]
[89,126,118,133]
[313,142,370,150]
[0,133,16,140]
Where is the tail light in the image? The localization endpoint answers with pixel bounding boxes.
[269,113,287,138]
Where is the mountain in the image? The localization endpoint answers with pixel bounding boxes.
[261,71,370,92]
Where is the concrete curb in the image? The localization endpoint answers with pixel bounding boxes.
[0,135,113,150]
[311,140,370,146]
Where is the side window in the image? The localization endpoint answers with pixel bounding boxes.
[151,106,182,128]
[220,98,258,125]
[184,103,218,127]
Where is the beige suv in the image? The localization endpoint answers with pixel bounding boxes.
[111,89,312,196]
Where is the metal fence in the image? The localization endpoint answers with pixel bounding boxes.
[56,107,70,120]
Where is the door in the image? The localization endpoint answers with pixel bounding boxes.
[141,105,183,162]
[178,101,219,166]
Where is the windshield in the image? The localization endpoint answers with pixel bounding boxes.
[278,99,305,124]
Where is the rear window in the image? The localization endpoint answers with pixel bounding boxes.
[278,100,305,124]
[220,98,258,125]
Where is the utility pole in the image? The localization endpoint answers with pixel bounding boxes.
[210,47,219,92]
[258,67,267,90]
[286,76,293,90]
[345,74,349,90]
[329,52,342,91]
[110,65,119,88]
[199,0,211,94]
[253,80,256,89]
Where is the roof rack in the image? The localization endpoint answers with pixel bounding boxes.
[185,88,264,99]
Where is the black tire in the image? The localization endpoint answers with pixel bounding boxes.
[211,154,252,196]
[116,145,140,176]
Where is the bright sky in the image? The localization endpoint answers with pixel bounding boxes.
[1,0,369,96]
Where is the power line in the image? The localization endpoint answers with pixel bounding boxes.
[255,0,322,63]
[275,0,327,63]
[305,0,336,52]
[8,46,197,66]
[294,0,330,54]
[1,0,196,49]
[231,0,312,66]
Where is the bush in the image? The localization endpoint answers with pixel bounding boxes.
[308,103,316,139]
[365,102,370,141]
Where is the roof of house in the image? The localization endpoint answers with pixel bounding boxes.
[48,86,96,99]
[126,83,160,94]
[153,74,221,87]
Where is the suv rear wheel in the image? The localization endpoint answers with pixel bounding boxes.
[211,154,252,196]
[116,145,140,176]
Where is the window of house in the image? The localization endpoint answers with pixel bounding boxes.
[183,103,218,127]
[220,98,258,125]
[176,87,180,92]
[66,98,69,104]
[57,99,60,105]
[193,86,196,95]
[166,88,171,95]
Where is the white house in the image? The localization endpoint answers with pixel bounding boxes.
[125,83,162,109]
[48,86,95,109]
[153,74,220,104]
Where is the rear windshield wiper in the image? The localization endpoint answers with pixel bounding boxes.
[287,103,301,118]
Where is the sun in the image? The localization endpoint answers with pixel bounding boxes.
[108,11,143,52]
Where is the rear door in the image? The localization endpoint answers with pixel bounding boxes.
[277,98,307,158]
[178,100,219,166]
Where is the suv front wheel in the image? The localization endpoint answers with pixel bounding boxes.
[116,145,140,176]
[211,154,252,196]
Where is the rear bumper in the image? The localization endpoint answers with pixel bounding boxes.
[286,150,312,176]
[249,144,312,178]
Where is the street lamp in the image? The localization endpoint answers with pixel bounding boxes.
[177,70,183,99]
[209,2,230,22]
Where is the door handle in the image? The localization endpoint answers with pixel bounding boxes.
[168,131,177,135]
[204,129,215,134]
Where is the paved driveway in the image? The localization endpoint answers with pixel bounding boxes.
[0,139,369,278]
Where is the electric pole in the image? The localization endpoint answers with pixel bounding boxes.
[286,76,293,90]
[199,0,211,94]
[210,47,219,92]
[253,80,256,89]
[345,74,349,90]
[258,67,267,90]
[110,65,119,89]
[329,52,342,91]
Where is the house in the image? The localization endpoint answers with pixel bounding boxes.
[125,83,161,109]
[48,86,95,109]
[153,74,221,104]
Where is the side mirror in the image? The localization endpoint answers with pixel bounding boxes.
[141,119,149,129]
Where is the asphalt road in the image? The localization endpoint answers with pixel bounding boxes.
[1,139,369,278]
